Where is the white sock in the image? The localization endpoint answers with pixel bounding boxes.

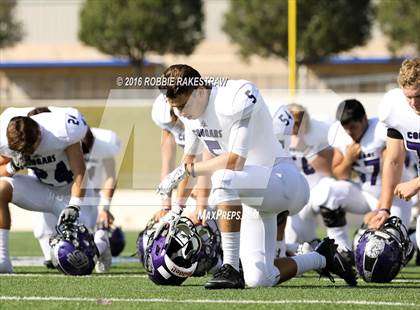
[0,229,12,273]
[291,252,326,275]
[276,240,286,257]
[221,232,240,271]
[94,230,109,256]
[286,242,299,254]
[38,236,52,261]
[409,231,417,250]
[327,226,351,250]
[416,216,420,250]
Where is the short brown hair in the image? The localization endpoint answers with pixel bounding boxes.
[398,58,420,88]
[7,116,41,154]
[27,106,51,117]
[160,64,208,100]
[82,127,94,154]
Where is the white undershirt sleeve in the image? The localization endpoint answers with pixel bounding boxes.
[228,117,251,158]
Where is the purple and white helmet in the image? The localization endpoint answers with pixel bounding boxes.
[108,225,125,256]
[137,218,160,267]
[50,223,98,276]
[193,219,222,277]
[352,223,368,252]
[144,217,202,285]
[355,216,413,283]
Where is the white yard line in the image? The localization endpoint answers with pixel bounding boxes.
[10,256,139,266]
[0,296,418,307]
[3,272,420,283]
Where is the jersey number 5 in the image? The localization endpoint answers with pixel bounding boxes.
[245,90,256,104]
[204,140,222,156]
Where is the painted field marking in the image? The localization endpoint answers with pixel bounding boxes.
[0,296,418,307]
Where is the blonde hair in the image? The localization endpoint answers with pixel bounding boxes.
[287,103,310,134]
[398,58,420,88]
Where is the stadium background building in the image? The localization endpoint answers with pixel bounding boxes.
[0,0,413,104]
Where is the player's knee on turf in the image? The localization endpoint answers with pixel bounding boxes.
[244,267,279,288]
[319,206,347,227]
[210,169,240,205]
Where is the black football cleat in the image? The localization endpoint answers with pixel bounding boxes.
[315,237,357,286]
[337,247,355,267]
[204,264,245,289]
[43,260,55,269]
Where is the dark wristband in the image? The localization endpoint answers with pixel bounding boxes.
[378,208,390,215]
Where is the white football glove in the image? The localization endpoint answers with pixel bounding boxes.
[156,164,189,199]
[154,203,183,245]
[7,152,29,174]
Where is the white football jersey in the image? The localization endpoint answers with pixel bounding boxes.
[0,108,87,187]
[85,128,121,189]
[328,118,387,194]
[152,94,185,146]
[379,88,420,175]
[290,117,332,188]
[0,106,85,157]
[180,80,285,167]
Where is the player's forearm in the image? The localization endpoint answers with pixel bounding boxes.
[380,137,406,209]
[161,144,176,180]
[0,156,13,177]
[160,149,175,208]
[101,181,115,199]
[195,174,211,211]
[66,143,87,199]
[380,156,404,209]
[175,176,195,206]
[173,154,196,206]
[71,174,86,198]
[193,150,212,216]
[160,130,177,179]
[311,149,333,176]
[332,159,353,180]
[100,158,117,209]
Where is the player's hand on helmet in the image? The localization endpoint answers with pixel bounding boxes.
[394,179,420,201]
[97,210,114,228]
[58,205,80,226]
[154,203,183,244]
[153,196,173,222]
[156,163,189,199]
[366,208,390,230]
[153,209,169,222]
[363,210,376,225]
[189,206,207,226]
